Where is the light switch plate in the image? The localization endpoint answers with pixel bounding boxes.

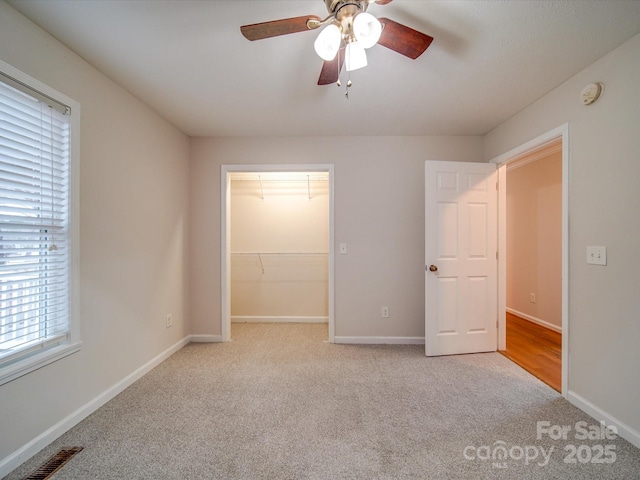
[339,243,347,254]
[586,246,607,265]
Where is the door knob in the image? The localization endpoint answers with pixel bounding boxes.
[429,265,438,272]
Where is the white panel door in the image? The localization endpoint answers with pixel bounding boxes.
[425,161,497,356]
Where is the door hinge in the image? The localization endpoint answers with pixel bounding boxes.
[496,251,498,260]
[496,182,498,190]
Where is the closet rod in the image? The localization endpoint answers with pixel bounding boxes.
[231,252,328,274]
[231,252,328,256]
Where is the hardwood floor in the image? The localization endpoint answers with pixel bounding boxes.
[499,312,562,392]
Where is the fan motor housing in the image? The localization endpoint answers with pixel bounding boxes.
[324,0,366,15]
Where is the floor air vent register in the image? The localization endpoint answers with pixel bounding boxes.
[23,447,83,480]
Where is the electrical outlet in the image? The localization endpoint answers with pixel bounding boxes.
[166,314,172,328]
[381,306,390,318]
[530,293,536,303]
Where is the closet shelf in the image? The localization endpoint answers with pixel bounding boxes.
[234,174,323,199]
[231,252,328,274]
[231,252,328,256]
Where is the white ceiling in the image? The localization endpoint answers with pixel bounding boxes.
[7,0,640,137]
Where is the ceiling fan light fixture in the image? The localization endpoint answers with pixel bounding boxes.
[239,0,435,88]
[314,23,342,61]
[353,12,382,49]
[345,40,367,71]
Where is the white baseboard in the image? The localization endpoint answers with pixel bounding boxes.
[507,307,562,333]
[0,336,190,478]
[188,334,223,343]
[232,316,328,324]
[568,390,640,449]
[334,336,425,345]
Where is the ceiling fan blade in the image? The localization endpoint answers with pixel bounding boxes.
[318,50,345,85]
[377,17,433,59]
[241,15,322,41]
[375,0,394,5]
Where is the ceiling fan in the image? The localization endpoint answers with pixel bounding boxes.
[240,0,433,86]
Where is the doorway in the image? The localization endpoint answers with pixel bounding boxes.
[493,125,569,396]
[500,140,562,391]
[221,164,335,343]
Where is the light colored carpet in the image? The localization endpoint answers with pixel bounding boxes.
[6,323,640,479]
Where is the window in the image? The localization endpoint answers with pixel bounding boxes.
[0,63,80,385]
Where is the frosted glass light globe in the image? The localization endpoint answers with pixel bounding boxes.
[353,12,382,49]
[314,23,342,61]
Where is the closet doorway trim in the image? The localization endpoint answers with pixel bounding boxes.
[221,164,335,343]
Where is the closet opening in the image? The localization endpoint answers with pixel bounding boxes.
[494,131,566,395]
[221,165,335,343]
[501,140,562,391]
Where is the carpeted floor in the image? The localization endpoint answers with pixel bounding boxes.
[6,323,640,479]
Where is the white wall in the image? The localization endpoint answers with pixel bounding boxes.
[0,1,190,468]
[507,152,562,329]
[190,136,483,339]
[485,33,640,442]
[230,177,329,319]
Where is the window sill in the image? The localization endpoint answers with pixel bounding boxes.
[0,342,82,386]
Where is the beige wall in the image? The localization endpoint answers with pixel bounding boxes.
[230,177,329,319]
[0,2,189,464]
[507,152,562,329]
[486,33,640,440]
[190,136,484,339]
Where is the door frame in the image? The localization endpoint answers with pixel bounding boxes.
[490,123,569,397]
[220,164,335,343]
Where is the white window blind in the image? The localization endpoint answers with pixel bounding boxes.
[0,77,71,368]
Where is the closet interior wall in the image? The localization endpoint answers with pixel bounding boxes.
[230,173,329,323]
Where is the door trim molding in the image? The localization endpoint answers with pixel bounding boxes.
[220,164,335,343]
[490,123,569,398]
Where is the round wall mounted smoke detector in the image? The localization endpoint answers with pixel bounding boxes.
[581,82,603,105]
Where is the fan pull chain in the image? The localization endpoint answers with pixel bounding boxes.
[333,46,352,99]
[336,47,342,87]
